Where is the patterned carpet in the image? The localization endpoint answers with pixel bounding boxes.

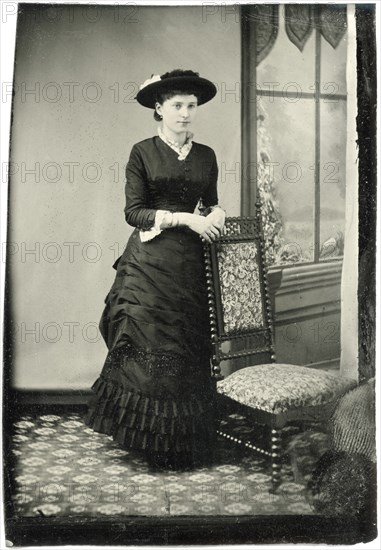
[8,411,330,517]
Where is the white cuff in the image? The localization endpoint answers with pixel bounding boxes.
[140,210,167,242]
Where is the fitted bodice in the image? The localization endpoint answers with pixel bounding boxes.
[124,136,218,230]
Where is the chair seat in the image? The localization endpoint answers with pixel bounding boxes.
[217,364,357,415]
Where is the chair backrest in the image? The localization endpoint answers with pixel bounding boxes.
[204,210,276,379]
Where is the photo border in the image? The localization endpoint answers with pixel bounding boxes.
[1,1,378,546]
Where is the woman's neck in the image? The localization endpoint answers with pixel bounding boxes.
[160,126,187,147]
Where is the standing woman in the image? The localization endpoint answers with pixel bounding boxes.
[85,69,225,470]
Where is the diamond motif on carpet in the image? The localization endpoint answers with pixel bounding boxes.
[8,412,329,516]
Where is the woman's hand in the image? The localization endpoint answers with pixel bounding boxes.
[205,207,226,234]
[179,213,221,243]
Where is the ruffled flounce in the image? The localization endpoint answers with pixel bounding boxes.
[85,375,217,456]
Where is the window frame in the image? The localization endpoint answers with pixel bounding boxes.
[240,4,348,268]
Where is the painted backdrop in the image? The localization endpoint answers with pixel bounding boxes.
[9,4,241,390]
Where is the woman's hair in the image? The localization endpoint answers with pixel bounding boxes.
[153,69,201,121]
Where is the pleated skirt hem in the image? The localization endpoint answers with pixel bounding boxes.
[84,374,217,466]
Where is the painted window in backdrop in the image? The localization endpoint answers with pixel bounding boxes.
[248,4,347,265]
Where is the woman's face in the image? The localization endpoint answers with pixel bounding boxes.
[155,94,198,136]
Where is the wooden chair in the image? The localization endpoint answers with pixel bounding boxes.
[204,213,357,491]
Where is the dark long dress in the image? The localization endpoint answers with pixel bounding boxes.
[85,136,219,468]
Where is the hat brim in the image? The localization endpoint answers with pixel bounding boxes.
[136,76,217,109]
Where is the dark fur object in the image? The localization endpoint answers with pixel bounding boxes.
[310,380,376,519]
[310,451,376,520]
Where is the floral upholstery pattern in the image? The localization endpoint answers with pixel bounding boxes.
[217,242,264,333]
[217,364,357,414]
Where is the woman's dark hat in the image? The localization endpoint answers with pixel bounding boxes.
[136,72,217,109]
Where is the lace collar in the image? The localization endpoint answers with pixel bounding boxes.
[158,127,194,161]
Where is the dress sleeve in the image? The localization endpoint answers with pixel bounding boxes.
[124,144,157,230]
[201,150,219,208]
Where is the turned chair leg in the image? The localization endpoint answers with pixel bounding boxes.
[270,428,282,492]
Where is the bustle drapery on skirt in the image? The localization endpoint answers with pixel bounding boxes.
[85,227,217,468]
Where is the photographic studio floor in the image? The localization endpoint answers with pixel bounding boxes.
[6,410,333,518]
